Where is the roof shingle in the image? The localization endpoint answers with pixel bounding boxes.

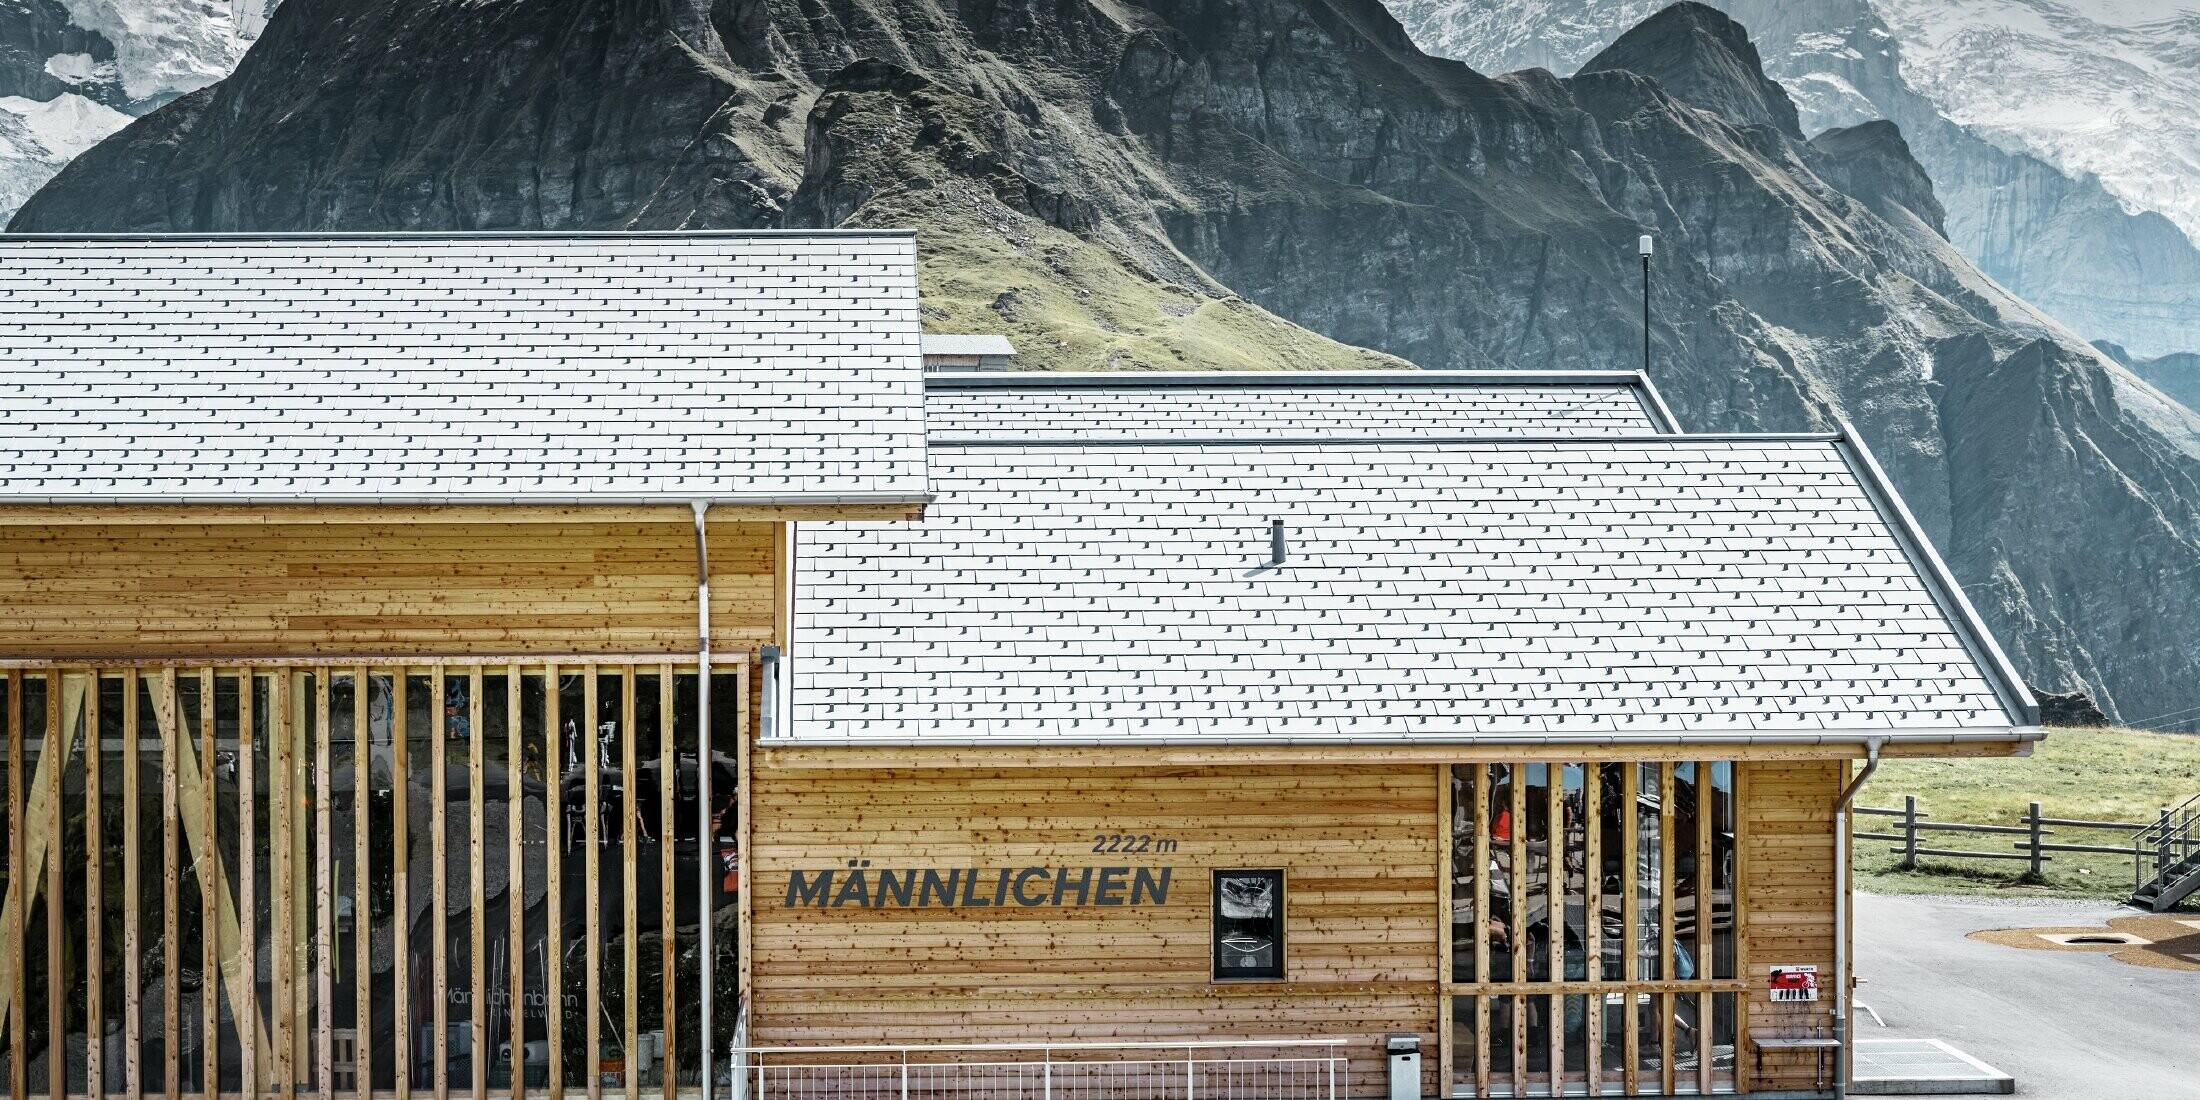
[0,232,928,503]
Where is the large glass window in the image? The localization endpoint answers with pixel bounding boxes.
[1448,760,1744,1097]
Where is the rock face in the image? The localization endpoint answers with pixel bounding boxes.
[0,0,268,221]
[14,0,2200,729]
[1387,0,2200,361]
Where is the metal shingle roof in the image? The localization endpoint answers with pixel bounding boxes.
[786,436,2033,745]
[925,371,1676,439]
[0,232,928,503]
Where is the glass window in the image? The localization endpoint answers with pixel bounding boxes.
[1449,765,1479,983]
[1212,870,1284,980]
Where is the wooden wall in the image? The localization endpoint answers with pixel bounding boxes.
[0,520,777,656]
[1738,758,1844,1094]
[747,764,1442,1095]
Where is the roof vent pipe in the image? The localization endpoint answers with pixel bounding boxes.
[1270,519,1286,566]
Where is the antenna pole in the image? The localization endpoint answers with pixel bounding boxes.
[1638,234,1654,376]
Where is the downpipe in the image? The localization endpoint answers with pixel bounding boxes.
[693,502,715,1100]
[1831,738,1885,1100]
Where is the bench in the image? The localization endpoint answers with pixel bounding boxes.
[1749,1025,1841,1088]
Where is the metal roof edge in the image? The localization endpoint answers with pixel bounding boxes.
[928,431,1845,450]
[757,725,2037,750]
[1834,423,2042,727]
[0,229,920,242]
[923,369,1651,390]
[1631,371,1685,434]
[0,491,936,507]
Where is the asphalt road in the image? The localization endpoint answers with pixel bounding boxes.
[1853,893,2196,1097]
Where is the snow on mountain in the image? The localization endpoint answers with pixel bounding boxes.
[0,0,266,222]
[1873,0,2200,245]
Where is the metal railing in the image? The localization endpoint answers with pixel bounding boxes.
[2134,793,2200,883]
[731,1038,1351,1100]
[1857,795,2200,888]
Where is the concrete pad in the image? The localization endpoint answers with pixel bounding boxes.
[1851,1038,2014,1095]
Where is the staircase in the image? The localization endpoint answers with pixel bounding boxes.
[2129,794,2200,912]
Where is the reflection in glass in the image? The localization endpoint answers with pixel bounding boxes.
[1523,764,1552,982]
[1448,995,1479,1092]
[1450,765,1478,983]
[1488,765,1517,983]
[1596,763,1625,981]
[1710,762,1738,980]
[1637,762,1663,981]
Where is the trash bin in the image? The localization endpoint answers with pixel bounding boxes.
[1386,1032,1421,1100]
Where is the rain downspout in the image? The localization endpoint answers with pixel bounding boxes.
[1831,737,1884,1100]
[692,502,715,1100]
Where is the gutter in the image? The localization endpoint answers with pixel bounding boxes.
[692,503,716,1100]
[0,491,935,508]
[752,728,2040,750]
[1832,737,1886,1100]
[923,369,1653,389]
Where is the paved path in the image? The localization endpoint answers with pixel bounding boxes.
[1854,893,2195,1097]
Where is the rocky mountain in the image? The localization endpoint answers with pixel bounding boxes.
[0,0,268,221]
[1387,0,2200,361]
[13,0,2200,729]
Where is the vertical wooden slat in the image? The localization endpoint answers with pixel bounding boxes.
[1547,763,1562,1090]
[620,669,638,1100]
[1733,764,1751,1097]
[1698,762,1715,1098]
[87,674,105,1100]
[45,671,62,1100]
[316,674,336,1100]
[582,668,601,1100]
[122,670,141,1100]
[198,669,215,1100]
[544,665,563,1100]
[240,674,260,1100]
[1621,764,1640,1095]
[469,669,487,1100]
[506,667,524,1100]
[1584,762,1603,1098]
[1661,763,1678,1097]
[160,670,178,1100]
[393,673,411,1100]
[352,671,372,1100]
[656,667,675,1100]
[1470,764,1489,1100]
[291,681,310,1094]
[1435,765,1451,1097]
[430,667,449,1100]
[1509,767,1525,1098]
[579,668,602,1100]
[269,673,291,1100]
[5,668,20,1100]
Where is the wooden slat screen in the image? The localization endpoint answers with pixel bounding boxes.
[1445,761,1745,1097]
[0,660,743,1100]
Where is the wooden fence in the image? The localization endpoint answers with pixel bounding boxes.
[1856,796,2188,889]
[0,659,745,1100]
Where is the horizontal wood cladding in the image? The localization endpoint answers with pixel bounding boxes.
[0,519,776,656]
[749,764,1440,1092]
[1738,759,1842,1094]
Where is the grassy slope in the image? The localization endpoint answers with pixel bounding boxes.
[915,209,1412,373]
[1854,727,2200,900]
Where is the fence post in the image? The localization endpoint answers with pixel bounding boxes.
[1186,1046,1195,1099]
[2160,808,2175,875]
[1042,1047,1050,1100]
[2027,802,2044,878]
[1902,796,1919,869]
[900,1049,908,1100]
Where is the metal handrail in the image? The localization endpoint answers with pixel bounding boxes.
[737,1038,1350,1055]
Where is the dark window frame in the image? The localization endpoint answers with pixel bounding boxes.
[1211,868,1286,981]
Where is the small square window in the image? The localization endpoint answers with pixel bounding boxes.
[1212,869,1284,981]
